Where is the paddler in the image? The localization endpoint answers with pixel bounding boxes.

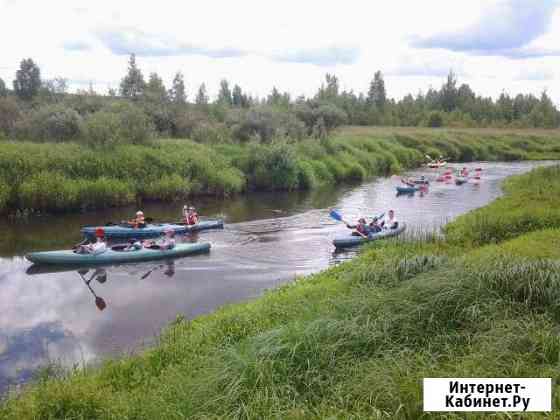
[76,228,107,255]
[144,227,176,250]
[183,205,199,225]
[380,210,399,230]
[128,211,146,228]
[346,217,370,238]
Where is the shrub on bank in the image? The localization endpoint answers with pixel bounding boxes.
[0,182,9,213]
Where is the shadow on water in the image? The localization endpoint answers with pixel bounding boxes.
[0,161,552,395]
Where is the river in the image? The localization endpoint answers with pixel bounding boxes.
[0,161,547,395]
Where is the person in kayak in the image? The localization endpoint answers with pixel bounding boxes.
[76,228,107,254]
[460,167,469,177]
[346,218,370,238]
[124,238,142,251]
[127,211,146,228]
[369,216,383,234]
[143,228,176,250]
[184,206,199,225]
[380,210,399,230]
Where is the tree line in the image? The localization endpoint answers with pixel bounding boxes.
[0,55,558,147]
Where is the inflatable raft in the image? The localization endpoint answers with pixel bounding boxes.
[81,219,224,239]
[333,223,406,248]
[26,242,211,265]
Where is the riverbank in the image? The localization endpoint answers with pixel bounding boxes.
[1,127,560,215]
[2,164,559,417]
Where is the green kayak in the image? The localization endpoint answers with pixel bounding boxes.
[26,242,210,265]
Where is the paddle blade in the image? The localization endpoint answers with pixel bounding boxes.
[329,210,343,222]
[95,297,107,311]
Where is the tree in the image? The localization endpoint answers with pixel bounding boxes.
[145,72,167,102]
[217,79,232,106]
[367,71,386,110]
[316,73,339,102]
[13,58,41,100]
[232,84,251,107]
[41,77,68,102]
[170,72,186,104]
[195,83,209,105]
[119,54,146,100]
[0,78,7,97]
[440,70,458,112]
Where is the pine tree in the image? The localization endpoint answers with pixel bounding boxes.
[119,54,146,100]
[217,79,232,106]
[232,84,244,107]
[195,83,209,105]
[440,70,458,112]
[0,78,7,97]
[171,72,186,104]
[145,72,168,102]
[367,71,386,110]
[13,58,41,100]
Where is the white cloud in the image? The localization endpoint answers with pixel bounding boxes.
[0,0,559,104]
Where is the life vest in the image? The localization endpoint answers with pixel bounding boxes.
[185,212,198,225]
[134,216,145,228]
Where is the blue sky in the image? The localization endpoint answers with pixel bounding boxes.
[1,0,559,103]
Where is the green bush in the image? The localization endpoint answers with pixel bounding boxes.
[18,171,80,211]
[25,104,84,142]
[0,181,10,213]
[83,111,122,148]
[427,111,443,128]
[141,174,190,201]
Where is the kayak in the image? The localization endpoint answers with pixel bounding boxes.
[455,177,468,185]
[412,179,430,185]
[81,219,224,239]
[333,223,406,248]
[396,186,419,194]
[427,162,447,168]
[26,242,211,265]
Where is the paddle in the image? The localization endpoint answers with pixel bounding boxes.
[78,270,107,311]
[330,209,367,237]
[141,264,164,280]
[73,237,90,250]
[329,209,350,226]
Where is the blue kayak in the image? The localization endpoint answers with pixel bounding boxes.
[396,186,418,194]
[333,223,406,248]
[26,242,211,265]
[81,219,224,239]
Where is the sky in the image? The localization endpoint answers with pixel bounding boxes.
[1,0,560,104]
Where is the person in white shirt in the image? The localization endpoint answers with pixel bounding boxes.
[381,210,399,230]
[77,228,107,254]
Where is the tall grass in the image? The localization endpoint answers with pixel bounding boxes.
[3,166,560,418]
[2,127,560,214]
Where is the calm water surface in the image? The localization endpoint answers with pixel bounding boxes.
[0,161,548,394]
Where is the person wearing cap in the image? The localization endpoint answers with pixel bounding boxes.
[76,228,107,255]
[183,206,199,226]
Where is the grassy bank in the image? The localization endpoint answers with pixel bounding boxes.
[1,127,560,215]
[2,167,560,418]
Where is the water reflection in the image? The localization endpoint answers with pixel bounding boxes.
[0,161,552,395]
